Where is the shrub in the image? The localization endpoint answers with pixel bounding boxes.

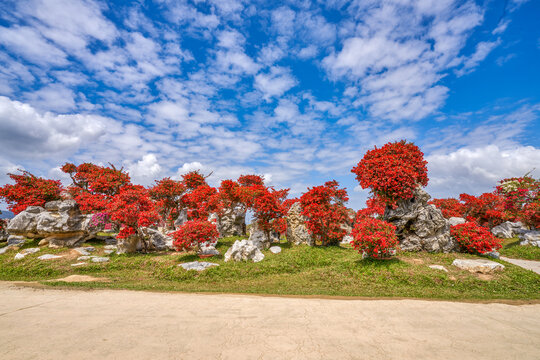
[351,218,398,259]
[459,193,506,228]
[429,198,465,218]
[450,222,502,254]
[495,176,539,228]
[0,170,62,214]
[171,220,219,251]
[351,140,428,205]
[300,180,349,246]
[181,184,221,220]
[149,177,186,229]
[356,196,386,220]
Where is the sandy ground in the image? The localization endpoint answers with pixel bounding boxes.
[0,282,539,360]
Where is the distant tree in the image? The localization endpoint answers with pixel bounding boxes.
[149,177,186,229]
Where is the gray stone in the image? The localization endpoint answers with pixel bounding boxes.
[91,257,109,263]
[7,235,26,246]
[77,256,92,261]
[71,262,87,267]
[216,207,246,237]
[21,247,40,255]
[73,247,91,256]
[384,187,458,253]
[491,221,527,239]
[224,240,265,262]
[104,249,114,255]
[452,259,505,274]
[7,200,96,248]
[429,265,448,272]
[286,202,314,246]
[139,227,173,251]
[341,235,353,245]
[174,209,188,229]
[0,245,15,254]
[518,230,540,247]
[484,251,500,259]
[248,221,278,250]
[37,254,63,260]
[448,217,466,226]
[14,253,25,260]
[179,261,219,271]
[198,244,220,256]
[269,246,282,254]
[116,235,142,254]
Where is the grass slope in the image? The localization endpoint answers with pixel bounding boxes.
[1,236,539,301]
[499,238,540,261]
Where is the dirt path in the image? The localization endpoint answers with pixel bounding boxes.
[0,282,539,360]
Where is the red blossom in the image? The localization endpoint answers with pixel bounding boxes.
[171,220,219,251]
[149,177,186,229]
[351,218,398,259]
[429,198,465,219]
[451,222,502,254]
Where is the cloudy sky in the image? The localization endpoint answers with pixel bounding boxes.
[0,0,539,210]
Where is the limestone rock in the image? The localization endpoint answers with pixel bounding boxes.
[73,247,95,256]
[491,221,528,239]
[179,261,219,271]
[452,259,504,274]
[216,207,246,237]
[38,239,49,246]
[37,254,63,260]
[198,243,220,256]
[139,227,173,251]
[384,187,458,253]
[15,247,40,259]
[269,246,282,254]
[518,230,540,247]
[116,235,141,254]
[448,217,466,226]
[248,221,279,250]
[286,202,314,246]
[7,235,26,246]
[174,209,188,229]
[71,262,87,267]
[224,240,265,262]
[429,265,448,272]
[91,257,109,263]
[341,235,353,245]
[0,245,16,254]
[7,200,96,248]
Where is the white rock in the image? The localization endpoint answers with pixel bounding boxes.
[73,247,91,256]
[179,261,219,271]
[21,247,40,255]
[448,217,466,226]
[452,259,505,274]
[77,256,92,261]
[519,230,540,245]
[37,254,63,260]
[269,246,282,254]
[104,249,114,254]
[429,265,448,272]
[91,257,109,263]
[0,245,15,254]
[224,240,265,262]
[104,245,117,250]
[491,221,527,239]
[198,244,220,256]
[71,262,87,267]
[340,235,353,245]
[14,253,25,260]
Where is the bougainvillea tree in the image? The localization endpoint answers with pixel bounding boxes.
[429,198,465,219]
[300,180,349,246]
[450,222,502,254]
[459,193,506,228]
[61,162,131,213]
[171,219,219,252]
[351,218,398,258]
[252,187,289,239]
[106,185,159,250]
[149,177,186,229]
[181,184,221,220]
[356,196,386,220]
[181,170,208,190]
[351,140,428,206]
[0,170,62,214]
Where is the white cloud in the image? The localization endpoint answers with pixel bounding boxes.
[255,67,297,100]
[455,40,501,76]
[126,154,163,185]
[24,83,76,113]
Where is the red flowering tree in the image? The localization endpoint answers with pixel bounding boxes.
[181,184,221,220]
[300,180,349,246]
[351,140,428,205]
[351,218,398,258]
[106,185,159,250]
[459,193,506,228]
[237,174,265,187]
[356,196,386,220]
[252,187,289,239]
[0,170,62,214]
[171,220,219,252]
[429,198,465,219]
[61,162,131,213]
[495,176,539,228]
[149,178,186,229]
[182,171,208,190]
[450,222,502,254]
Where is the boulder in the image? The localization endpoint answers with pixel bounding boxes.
[448,217,466,226]
[116,235,142,254]
[37,254,63,260]
[198,243,220,256]
[7,200,96,248]
[286,202,314,246]
[452,259,504,274]
[248,221,279,250]
[174,209,188,229]
[216,207,246,237]
[429,265,448,272]
[269,246,282,254]
[224,240,265,262]
[491,221,527,239]
[7,235,26,246]
[116,228,174,254]
[341,235,353,245]
[139,227,173,251]
[179,261,219,271]
[384,187,458,253]
[519,230,540,247]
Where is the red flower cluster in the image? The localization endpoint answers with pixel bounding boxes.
[356,196,386,220]
[351,218,397,258]
[450,222,502,254]
[429,198,465,218]
[351,140,428,205]
[171,220,219,251]
[182,184,221,220]
[459,193,506,228]
[0,170,62,214]
[300,180,349,246]
[149,178,186,229]
[495,176,539,228]
[253,187,289,236]
[181,171,207,190]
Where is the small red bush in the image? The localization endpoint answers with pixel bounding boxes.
[459,193,506,228]
[450,222,502,254]
[356,196,386,220]
[429,198,465,218]
[351,140,428,205]
[171,220,219,251]
[351,218,398,258]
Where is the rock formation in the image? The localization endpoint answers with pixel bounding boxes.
[7,200,96,248]
[491,221,527,239]
[224,239,264,262]
[217,207,246,237]
[383,187,458,253]
[248,220,279,250]
[286,202,314,246]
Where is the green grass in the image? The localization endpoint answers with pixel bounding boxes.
[499,238,540,261]
[1,236,539,301]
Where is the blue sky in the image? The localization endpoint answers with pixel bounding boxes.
[0,0,539,210]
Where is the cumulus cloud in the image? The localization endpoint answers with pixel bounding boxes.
[255,67,297,100]
[126,154,162,185]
